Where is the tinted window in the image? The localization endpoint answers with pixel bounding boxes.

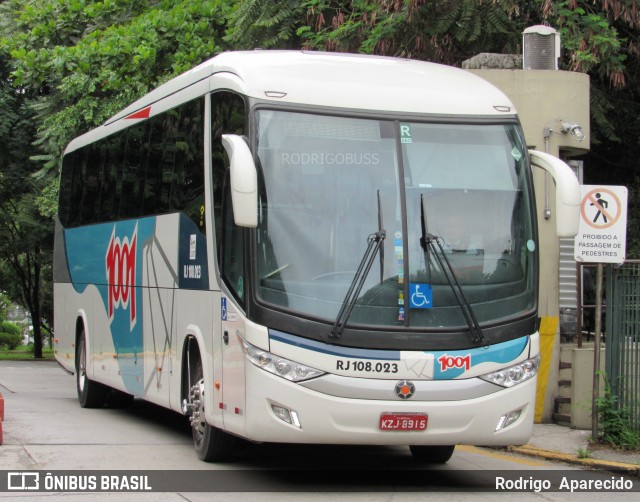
[59,98,205,228]
[209,91,247,304]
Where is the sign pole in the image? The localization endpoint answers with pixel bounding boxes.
[591,262,603,440]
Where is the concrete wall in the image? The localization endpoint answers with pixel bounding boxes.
[467,68,590,422]
[572,347,606,430]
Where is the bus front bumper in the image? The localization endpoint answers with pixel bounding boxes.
[241,363,536,446]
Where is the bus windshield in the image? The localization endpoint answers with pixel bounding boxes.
[255,110,536,331]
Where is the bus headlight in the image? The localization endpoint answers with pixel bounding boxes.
[240,338,325,382]
[479,354,540,388]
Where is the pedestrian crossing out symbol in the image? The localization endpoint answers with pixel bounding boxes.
[580,188,622,229]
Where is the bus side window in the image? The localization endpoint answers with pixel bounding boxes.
[177,99,206,234]
[118,122,146,220]
[80,142,103,225]
[210,91,247,301]
[221,176,245,303]
[59,149,86,227]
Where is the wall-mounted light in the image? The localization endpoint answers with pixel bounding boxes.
[561,123,585,142]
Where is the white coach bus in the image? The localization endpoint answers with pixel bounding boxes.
[54,50,580,463]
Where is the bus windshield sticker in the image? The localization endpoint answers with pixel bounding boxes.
[237,277,244,300]
[511,146,522,161]
[409,283,432,309]
[400,124,412,144]
[189,234,197,260]
[221,297,238,322]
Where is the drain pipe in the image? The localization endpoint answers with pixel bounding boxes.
[543,127,552,219]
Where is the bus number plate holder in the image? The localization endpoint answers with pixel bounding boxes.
[379,413,428,431]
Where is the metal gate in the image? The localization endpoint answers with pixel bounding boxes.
[605,260,640,432]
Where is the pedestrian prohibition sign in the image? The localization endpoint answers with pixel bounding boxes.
[574,185,628,263]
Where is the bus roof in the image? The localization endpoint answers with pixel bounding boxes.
[67,51,517,153]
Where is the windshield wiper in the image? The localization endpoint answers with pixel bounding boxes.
[330,193,386,340]
[377,189,385,284]
[420,194,484,344]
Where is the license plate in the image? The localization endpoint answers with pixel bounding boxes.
[379,413,428,431]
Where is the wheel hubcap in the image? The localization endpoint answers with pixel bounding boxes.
[78,341,87,391]
[188,379,206,440]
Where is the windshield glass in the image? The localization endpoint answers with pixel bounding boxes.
[255,110,536,331]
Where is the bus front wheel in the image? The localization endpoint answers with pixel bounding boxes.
[409,445,455,464]
[189,359,234,462]
[76,330,108,408]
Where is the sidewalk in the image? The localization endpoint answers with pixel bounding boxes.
[509,423,640,473]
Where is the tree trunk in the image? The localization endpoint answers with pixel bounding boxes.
[32,248,43,359]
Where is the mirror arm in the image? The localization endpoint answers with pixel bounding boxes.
[529,150,581,237]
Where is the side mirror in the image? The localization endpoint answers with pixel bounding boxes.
[222,134,258,228]
[529,150,581,237]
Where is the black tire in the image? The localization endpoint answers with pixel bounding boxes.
[190,359,235,462]
[76,330,108,408]
[409,445,456,464]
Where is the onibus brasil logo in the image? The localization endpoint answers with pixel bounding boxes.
[106,223,137,330]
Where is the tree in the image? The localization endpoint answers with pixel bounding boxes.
[0,61,52,357]
[0,291,10,322]
[225,0,306,49]
[0,0,232,358]
[0,321,22,350]
[0,0,229,190]
[229,0,640,255]
[296,0,518,61]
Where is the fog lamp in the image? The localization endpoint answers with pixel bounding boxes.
[496,409,522,431]
[271,404,301,428]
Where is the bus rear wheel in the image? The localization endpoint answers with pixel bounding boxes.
[189,359,234,462]
[76,330,108,408]
[409,445,455,464]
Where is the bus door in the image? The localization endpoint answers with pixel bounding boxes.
[217,176,248,434]
[220,294,247,434]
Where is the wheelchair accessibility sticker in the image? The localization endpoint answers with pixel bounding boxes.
[409,283,432,309]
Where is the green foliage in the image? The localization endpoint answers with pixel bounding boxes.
[625,177,640,259]
[553,1,626,84]
[297,0,517,61]
[1,0,228,180]
[589,85,621,144]
[595,375,640,450]
[0,321,22,349]
[0,321,21,337]
[225,0,306,49]
[0,48,53,359]
[0,2,234,361]
[0,344,55,360]
[0,292,10,322]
